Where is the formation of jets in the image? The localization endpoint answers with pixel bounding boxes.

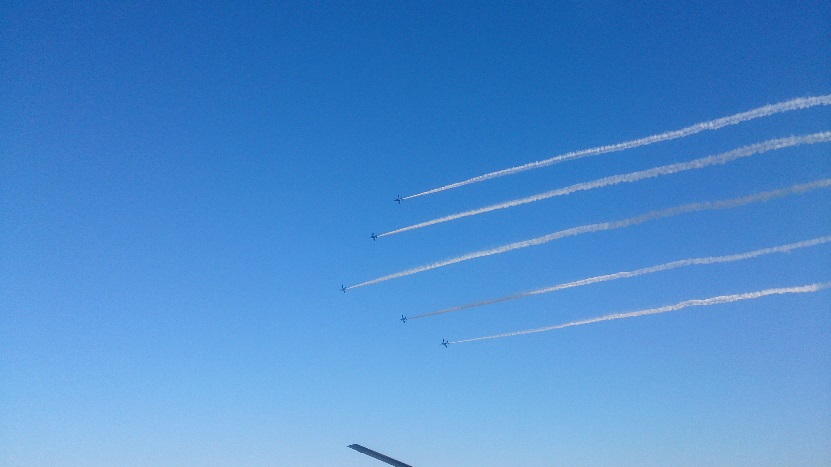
[367,195,402,242]
[343,194,450,349]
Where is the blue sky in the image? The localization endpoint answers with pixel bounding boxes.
[2,1,829,465]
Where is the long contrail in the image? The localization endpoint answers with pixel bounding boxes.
[402,94,831,200]
[448,282,831,344]
[345,179,831,290]
[410,235,831,319]
[381,132,831,237]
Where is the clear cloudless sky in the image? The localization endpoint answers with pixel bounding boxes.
[2,1,830,465]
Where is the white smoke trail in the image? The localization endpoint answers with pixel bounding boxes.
[403,95,831,200]
[411,235,831,319]
[348,179,831,290]
[449,282,831,344]
[381,132,831,237]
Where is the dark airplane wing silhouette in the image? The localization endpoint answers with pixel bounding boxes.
[348,444,413,467]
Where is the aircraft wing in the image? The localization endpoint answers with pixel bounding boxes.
[347,444,413,467]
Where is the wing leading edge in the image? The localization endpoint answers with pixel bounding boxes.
[347,444,413,467]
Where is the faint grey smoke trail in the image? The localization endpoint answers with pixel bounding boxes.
[380,132,831,237]
[449,282,831,344]
[402,95,831,200]
[347,179,831,290]
[410,235,831,319]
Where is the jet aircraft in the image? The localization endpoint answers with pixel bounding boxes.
[441,339,449,347]
[370,233,378,241]
[341,285,347,293]
[394,195,403,204]
[400,315,407,323]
